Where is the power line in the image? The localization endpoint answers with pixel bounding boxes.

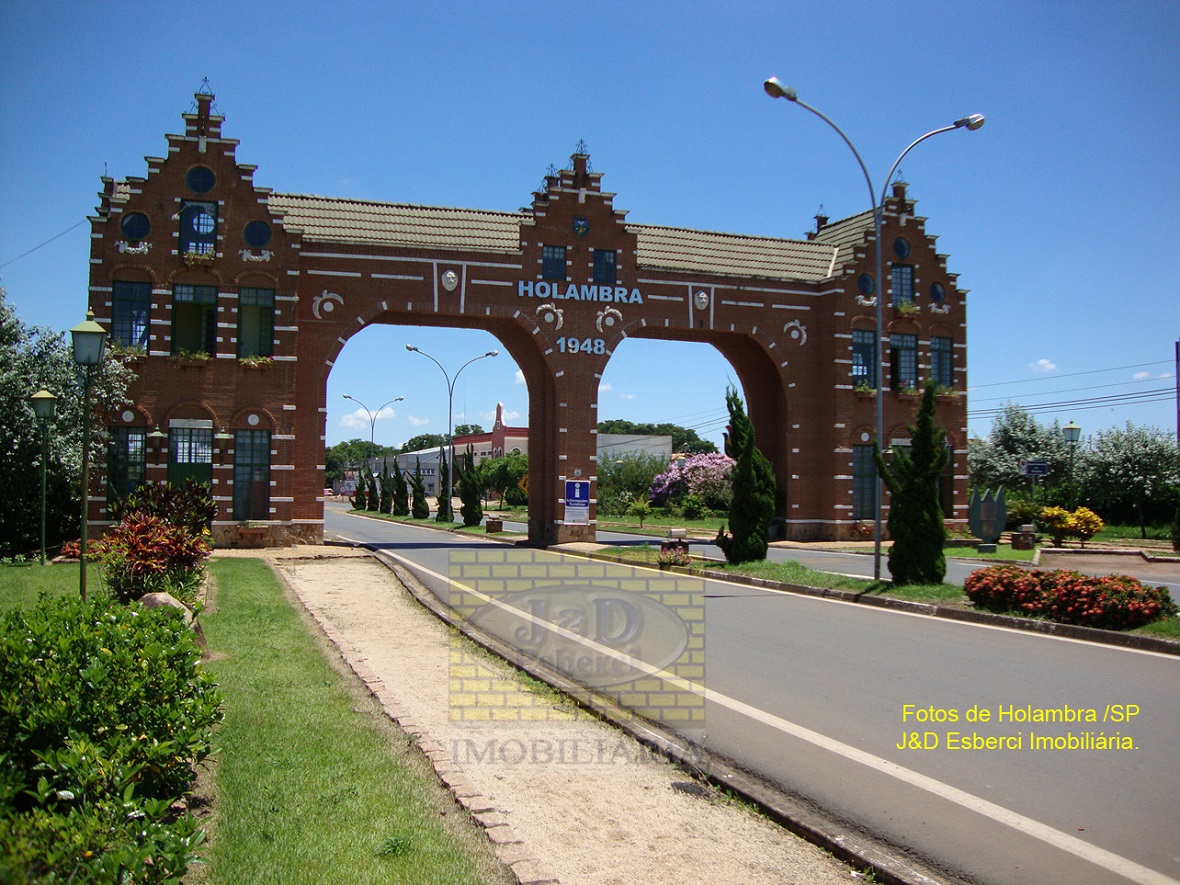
[969,374,1173,405]
[0,218,88,270]
[968,387,1174,420]
[967,360,1171,391]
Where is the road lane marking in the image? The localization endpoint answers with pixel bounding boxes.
[379,549,1179,885]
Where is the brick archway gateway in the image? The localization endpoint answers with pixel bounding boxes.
[88,92,969,547]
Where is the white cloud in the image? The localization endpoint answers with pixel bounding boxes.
[500,409,521,421]
[1029,358,1056,374]
[598,382,613,393]
[340,408,370,429]
[514,369,526,386]
[406,414,430,427]
[619,392,636,400]
[1133,371,1152,380]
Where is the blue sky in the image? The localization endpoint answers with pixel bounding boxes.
[2,1,1177,451]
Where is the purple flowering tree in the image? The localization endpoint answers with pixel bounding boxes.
[649,453,735,510]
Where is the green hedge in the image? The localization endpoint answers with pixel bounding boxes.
[0,594,223,882]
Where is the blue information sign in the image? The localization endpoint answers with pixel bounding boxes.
[564,480,591,525]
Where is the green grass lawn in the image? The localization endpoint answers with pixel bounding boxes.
[0,561,100,611]
[199,558,512,885]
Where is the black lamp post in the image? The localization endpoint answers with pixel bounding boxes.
[1063,420,1081,509]
[763,78,983,579]
[70,309,108,601]
[31,389,57,566]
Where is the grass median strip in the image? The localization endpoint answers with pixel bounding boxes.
[201,557,512,885]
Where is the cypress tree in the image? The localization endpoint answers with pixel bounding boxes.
[714,387,776,564]
[379,462,393,514]
[873,380,948,585]
[411,458,429,519]
[458,444,483,527]
[352,478,367,511]
[391,458,409,517]
[435,451,453,522]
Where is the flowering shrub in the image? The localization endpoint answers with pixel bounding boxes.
[1038,505,1106,548]
[1070,507,1104,547]
[964,565,1177,630]
[97,513,211,604]
[649,453,735,510]
[1039,506,1073,547]
[657,544,692,567]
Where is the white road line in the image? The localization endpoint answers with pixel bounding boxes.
[381,550,1178,885]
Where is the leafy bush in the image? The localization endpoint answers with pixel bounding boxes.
[96,512,211,605]
[108,479,216,539]
[0,594,222,881]
[627,498,652,527]
[681,493,707,520]
[1040,506,1073,547]
[964,566,1177,630]
[1070,506,1104,547]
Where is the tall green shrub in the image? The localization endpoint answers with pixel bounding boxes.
[874,381,948,585]
[107,479,216,538]
[411,458,429,519]
[458,445,484,527]
[435,452,452,522]
[352,480,367,511]
[714,387,775,564]
[366,474,380,512]
[391,458,409,516]
[378,464,393,514]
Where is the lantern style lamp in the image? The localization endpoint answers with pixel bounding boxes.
[70,309,108,600]
[1063,420,1081,508]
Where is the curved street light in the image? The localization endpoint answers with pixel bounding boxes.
[406,345,499,521]
[342,393,404,472]
[763,78,984,580]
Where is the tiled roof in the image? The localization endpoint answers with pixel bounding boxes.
[269,192,872,281]
[629,224,841,282]
[811,209,875,269]
[268,193,524,253]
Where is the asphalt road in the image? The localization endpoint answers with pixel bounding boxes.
[325,506,1180,885]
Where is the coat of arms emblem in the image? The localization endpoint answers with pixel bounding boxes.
[572,216,590,237]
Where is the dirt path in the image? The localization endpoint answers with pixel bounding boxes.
[223,547,853,885]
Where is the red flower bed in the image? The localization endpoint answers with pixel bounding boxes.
[964,566,1177,631]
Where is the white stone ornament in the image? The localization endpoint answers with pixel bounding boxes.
[693,291,709,310]
[441,270,459,292]
[783,319,807,346]
[536,302,563,331]
[312,290,344,319]
[595,307,622,332]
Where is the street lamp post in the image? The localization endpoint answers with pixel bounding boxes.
[763,78,983,581]
[406,345,498,522]
[343,394,404,472]
[31,389,58,566]
[70,309,108,601]
[1063,420,1081,509]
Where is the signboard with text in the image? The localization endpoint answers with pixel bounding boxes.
[564,480,590,525]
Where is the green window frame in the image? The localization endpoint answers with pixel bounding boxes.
[542,245,566,281]
[233,429,271,520]
[931,336,953,389]
[168,426,213,486]
[237,287,275,358]
[891,332,918,392]
[112,281,151,350]
[107,427,146,502]
[172,284,218,355]
[852,329,876,389]
[852,444,876,520]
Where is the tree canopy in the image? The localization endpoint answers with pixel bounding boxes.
[452,423,484,437]
[400,433,447,454]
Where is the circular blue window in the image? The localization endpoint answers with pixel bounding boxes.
[243,220,272,249]
[893,237,911,259]
[186,166,216,194]
[121,212,150,241]
[930,282,947,304]
[857,273,876,296]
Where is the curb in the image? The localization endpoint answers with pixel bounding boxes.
[270,555,560,885]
